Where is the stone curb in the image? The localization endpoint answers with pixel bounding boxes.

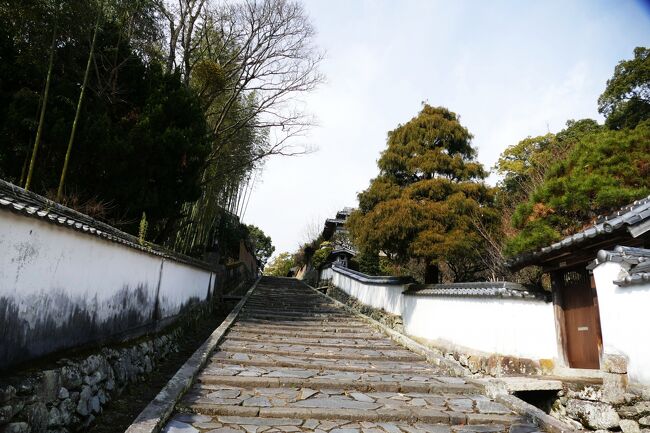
[301,281,470,377]
[182,404,487,425]
[495,394,582,433]
[123,276,261,433]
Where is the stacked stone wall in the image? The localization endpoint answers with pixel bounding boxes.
[550,356,650,432]
[0,300,221,433]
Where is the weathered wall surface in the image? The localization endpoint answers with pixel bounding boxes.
[0,207,215,370]
[593,261,650,385]
[321,265,558,364]
[238,240,259,277]
[401,294,558,361]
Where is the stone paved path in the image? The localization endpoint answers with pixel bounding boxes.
[162,277,542,433]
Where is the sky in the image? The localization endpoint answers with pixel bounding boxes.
[243,0,650,257]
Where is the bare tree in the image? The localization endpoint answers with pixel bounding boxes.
[156,0,323,167]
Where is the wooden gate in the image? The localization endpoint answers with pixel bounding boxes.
[554,267,603,369]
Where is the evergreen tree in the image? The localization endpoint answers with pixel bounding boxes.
[598,47,650,130]
[246,225,275,268]
[506,121,650,256]
[348,104,497,283]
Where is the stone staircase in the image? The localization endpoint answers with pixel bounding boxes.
[162,277,543,433]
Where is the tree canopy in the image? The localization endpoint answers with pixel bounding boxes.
[0,0,321,262]
[498,47,650,257]
[348,105,497,282]
[504,120,650,256]
[246,225,275,268]
[264,252,295,277]
[598,46,650,130]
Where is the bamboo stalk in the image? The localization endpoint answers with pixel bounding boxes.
[56,3,102,201]
[25,21,57,191]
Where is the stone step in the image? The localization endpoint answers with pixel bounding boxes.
[242,312,353,320]
[202,362,456,385]
[232,323,378,339]
[218,342,423,362]
[232,321,371,332]
[237,317,368,328]
[211,353,444,374]
[244,305,343,313]
[158,276,549,433]
[165,412,538,433]
[225,333,398,349]
[179,384,518,425]
[226,327,388,339]
[196,372,476,394]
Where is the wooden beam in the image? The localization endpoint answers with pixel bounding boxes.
[551,271,569,367]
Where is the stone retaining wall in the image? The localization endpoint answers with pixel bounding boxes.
[0,301,221,433]
[550,381,650,432]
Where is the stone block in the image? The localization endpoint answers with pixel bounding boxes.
[57,387,69,400]
[2,422,29,433]
[38,369,61,402]
[26,402,49,433]
[80,355,102,376]
[636,402,650,416]
[566,399,620,430]
[0,386,16,404]
[602,372,628,404]
[640,416,650,427]
[0,405,15,424]
[60,366,82,390]
[602,354,628,374]
[621,419,641,433]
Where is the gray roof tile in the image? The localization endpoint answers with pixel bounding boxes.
[0,179,215,271]
[508,195,650,269]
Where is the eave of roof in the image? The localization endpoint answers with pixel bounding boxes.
[593,246,650,287]
[508,195,650,270]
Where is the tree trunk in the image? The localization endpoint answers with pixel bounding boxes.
[24,22,57,191]
[56,5,101,201]
[424,262,440,284]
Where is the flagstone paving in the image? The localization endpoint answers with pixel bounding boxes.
[162,277,543,433]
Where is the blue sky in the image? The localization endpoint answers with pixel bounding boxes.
[244,0,650,257]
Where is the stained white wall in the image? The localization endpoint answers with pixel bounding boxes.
[158,258,213,317]
[593,261,650,385]
[0,210,216,368]
[402,294,558,360]
[323,266,558,361]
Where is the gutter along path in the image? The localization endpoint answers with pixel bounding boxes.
[154,277,546,433]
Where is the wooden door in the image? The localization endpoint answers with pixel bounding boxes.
[558,268,602,369]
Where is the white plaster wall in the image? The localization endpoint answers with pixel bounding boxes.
[0,212,162,319]
[329,271,406,315]
[157,259,214,317]
[326,266,558,360]
[402,294,558,360]
[0,210,217,368]
[594,261,650,385]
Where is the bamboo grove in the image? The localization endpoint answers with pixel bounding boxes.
[0,0,322,257]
